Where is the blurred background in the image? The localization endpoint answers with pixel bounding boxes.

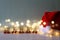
[0,0,60,25]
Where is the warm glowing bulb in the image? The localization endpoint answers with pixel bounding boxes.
[10,22,15,26]
[32,23,37,28]
[55,32,59,36]
[4,26,8,28]
[20,22,24,26]
[26,23,30,27]
[43,22,46,25]
[30,29,33,32]
[23,27,27,32]
[51,21,54,24]
[16,21,19,24]
[27,20,30,23]
[5,19,11,22]
[37,20,43,25]
[0,23,2,26]
[37,21,41,25]
[9,28,13,32]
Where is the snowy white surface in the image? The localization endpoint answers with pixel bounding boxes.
[0,33,60,40]
[39,25,50,33]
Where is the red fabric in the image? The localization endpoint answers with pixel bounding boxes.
[42,11,60,30]
[42,12,56,22]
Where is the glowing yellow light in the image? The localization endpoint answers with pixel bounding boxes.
[26,23,30,27]
[27,20,30,23]
[32,23,37,28]
[37,29,39,32]
[40,20,43,23]
[9,28,13,32]
[15,21,20,27]
[55,32,59,36]
[51,21,54,24]
[0,23,2,26]
[10,22,15,26]
[23,27,27,32]
[5,19,11,22]
[30,29,33,32]
[26,20,31,27]
[37,21,41,25]
[4,26,8,28]
[16,21,19,24]
[20,22,24,26]
[43,22,46,25]
[37,20,43,25]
